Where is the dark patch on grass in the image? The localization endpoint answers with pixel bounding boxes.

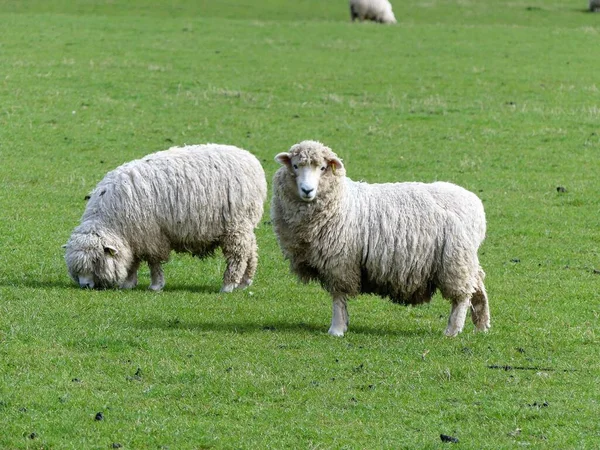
[556,186,567,193]
[127,368,143,381]
[28,432,38,439]
[510,258,521,263]
[528,401,549,408]
[488,365,575,372]
[112,444,123,449]
[353,363,364,372]
[94,411,104,421]
[440,434,459,443]
[168,318,181,327]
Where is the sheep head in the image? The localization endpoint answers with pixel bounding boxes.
[64,225,133,289]
[275,140,344,202]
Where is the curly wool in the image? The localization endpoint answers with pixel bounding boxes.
[349,0,397,24]
[65,144,267,291]
[272,140,489,336]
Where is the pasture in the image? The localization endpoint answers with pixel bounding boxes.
[0,0,599,448]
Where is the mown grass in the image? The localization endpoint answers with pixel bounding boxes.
[1,0,599,448]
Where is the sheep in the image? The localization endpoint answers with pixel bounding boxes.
[590,0,600,12]
[349,0,397,24]
[65,144,267,293]
[271,140,490,337]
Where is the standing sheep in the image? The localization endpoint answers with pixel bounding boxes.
[65,144,267,292]
[591,0,600,12]
[271,140,490,337]
[349,0,397,24]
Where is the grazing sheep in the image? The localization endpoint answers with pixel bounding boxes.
[591,0,600,12]
[65,144,267,292]
[349,0,397,24]
[271,140,489,337]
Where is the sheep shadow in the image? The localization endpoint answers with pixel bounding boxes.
[159,283,221,294]
[0,279,74,290]
[136,317,430,338]
[0,278,220,294]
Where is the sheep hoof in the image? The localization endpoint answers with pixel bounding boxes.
[220,283,238,293]
[328,327,345,337]
[444,326,462,337]
[120,280,138,289]
[475,323,491,333]
[238,279,253,289]
[148,283,164,292]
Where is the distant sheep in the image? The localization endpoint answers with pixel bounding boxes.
[271,140,490,337]
[591,0,600,12]
[349,0,397,24]
[65,144,267,292]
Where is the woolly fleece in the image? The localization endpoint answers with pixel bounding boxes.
[65,144,266,291]
[349,0,397,24]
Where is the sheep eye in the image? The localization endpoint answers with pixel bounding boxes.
[292,164,298,170]
[320,166,326,171]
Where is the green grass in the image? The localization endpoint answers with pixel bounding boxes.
[1,0,599,448]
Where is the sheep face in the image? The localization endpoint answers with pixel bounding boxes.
[276,141,344,203]
[64,230,133,289]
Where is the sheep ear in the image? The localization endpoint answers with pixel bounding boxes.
[104,245,118,256]
[275,152,292,167]
[328,157,344,173]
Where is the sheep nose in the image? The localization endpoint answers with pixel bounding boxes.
[301,187,314,195]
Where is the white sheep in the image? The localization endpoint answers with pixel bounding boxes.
[349,0,397,24]
[65,144,267,292]
[271,140,490,337]
[590,0,600,12]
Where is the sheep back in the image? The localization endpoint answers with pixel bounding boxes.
[81,144,266,261]
[349,0,397,23]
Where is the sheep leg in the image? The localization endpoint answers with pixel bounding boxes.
[120,259,140,289]
[148,261,165,291]
[328,295,349,337]
[350,4,359,21]
[220,234,250,293]
[238,234,257,290]
[444,297,470,337]
[470,270,490,332]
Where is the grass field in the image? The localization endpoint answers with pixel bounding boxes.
[1,0,599,448]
